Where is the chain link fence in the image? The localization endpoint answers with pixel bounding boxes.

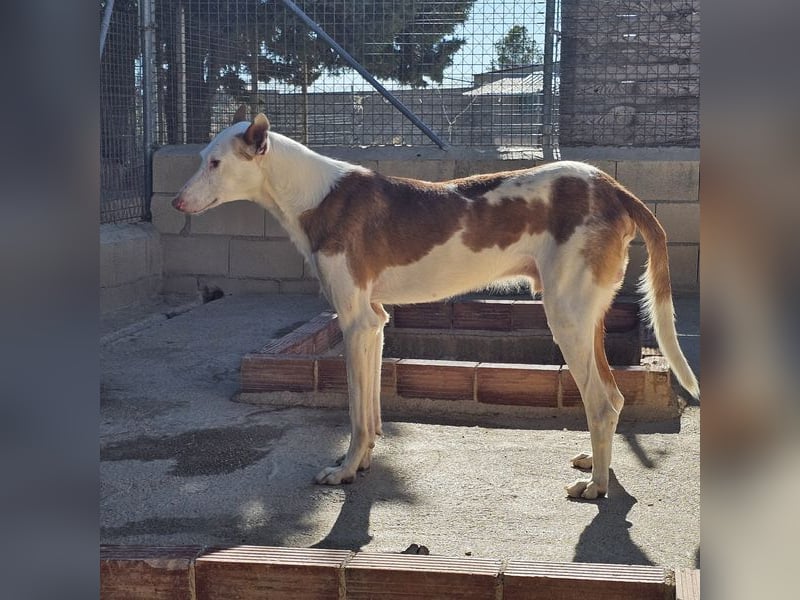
[100,0,699,223]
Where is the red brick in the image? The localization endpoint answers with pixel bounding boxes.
[503,560,668,600]
[604,302,640,332]
[452,300,513,330]
[511,300,549,329]
[396,359,477,400]
[100,545,202,600]
[381,357,399,396]
[393,302,452,329]
[345,552,500,600]
[476,363,558,407]
[195,546,350,600]
[241,354,315,392]
[316,356,347,393]
[559,366,650,407]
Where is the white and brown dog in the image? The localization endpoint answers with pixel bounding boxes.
[173,110,699,499]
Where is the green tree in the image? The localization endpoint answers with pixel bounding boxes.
[493,25,542,70]
[154,0,476,143]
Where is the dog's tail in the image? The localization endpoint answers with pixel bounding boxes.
[616,184,700,399]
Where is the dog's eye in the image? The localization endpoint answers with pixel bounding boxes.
[209,159,220,170]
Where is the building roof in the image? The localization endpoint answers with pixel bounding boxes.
[464,73,554,96]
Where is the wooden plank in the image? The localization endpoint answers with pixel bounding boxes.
[476,363,559,407]
[345,552,500,600]
[675,568,701,600]
[100,545,202,600]
[241,354,316,393]
[396,359,477,401]
[503,560,668,600]
[195,546,350,600]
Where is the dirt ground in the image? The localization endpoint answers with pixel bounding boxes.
[100,293,700,569]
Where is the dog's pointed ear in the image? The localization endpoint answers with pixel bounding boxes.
[243,113,270,155]
[232,104,248,125]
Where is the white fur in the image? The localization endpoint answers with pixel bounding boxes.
[174,115,699,497]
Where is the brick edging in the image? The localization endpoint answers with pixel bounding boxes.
[101,544,677,600]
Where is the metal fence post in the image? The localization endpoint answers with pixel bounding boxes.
[542,0,556,161]
[140,0,156,220]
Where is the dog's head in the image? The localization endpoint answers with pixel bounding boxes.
[172,108,271,214]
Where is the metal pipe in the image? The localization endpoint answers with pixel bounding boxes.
[542,0,556,161]
[140,0,156,220]
[278,0,448,150]
[99,0,115,59]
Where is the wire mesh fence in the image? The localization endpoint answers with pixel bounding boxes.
[99,0,699,223]
[100,0,148,224]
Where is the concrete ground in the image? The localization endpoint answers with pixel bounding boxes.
[100,293,700,570]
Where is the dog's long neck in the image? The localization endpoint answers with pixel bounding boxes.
[255,132,361,258]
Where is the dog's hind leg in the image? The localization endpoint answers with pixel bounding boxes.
[544,278,624,500]
[316,298,384,485]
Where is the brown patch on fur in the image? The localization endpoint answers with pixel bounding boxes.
[604,173,672,304]
[451,172,515,198]
[461,196,548,251]
[549,176,591,243]
[582,173,636,288]
[593,320,616,388]
[299,172,467,288]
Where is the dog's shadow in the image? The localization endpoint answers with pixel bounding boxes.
[311,461,413,552]
[571,469,653,565]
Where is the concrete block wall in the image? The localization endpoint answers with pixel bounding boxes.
[100,223,163,313]
[152,145,699,296]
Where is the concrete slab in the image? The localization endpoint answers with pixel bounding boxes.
[101,294,700,570]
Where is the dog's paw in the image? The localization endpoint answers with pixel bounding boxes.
[571,452,593,470]
[335,451,372,471]
[315,465,356,485]
[565,479,606,500]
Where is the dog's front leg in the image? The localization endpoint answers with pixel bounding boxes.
[315,322,377,485]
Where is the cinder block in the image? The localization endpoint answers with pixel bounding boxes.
[100,545,202,600]
[453,159,535,178]
[396,359,477,400]
[100,276,162,314]
[152,144,204,194]
[265,212,288,237]
[161,234,230,276]
[191,200,266,236]
[615,160,699,202]
[212,277,281,295]
[150,194,188,234]
[230,239,304,279]
[241,354,315,392]
[656,202,700,243]
[476,363,559,407]
[377,159,455,182]
[162,275,202,295]
[195,546,350,600]
[668,245,699,292]
[345,552,501,600]
[145,233,163,277]
[503,560,667,600]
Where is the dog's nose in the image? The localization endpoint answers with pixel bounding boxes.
[172,195,186,211]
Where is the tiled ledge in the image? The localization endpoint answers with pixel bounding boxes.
[101,544,677,600]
